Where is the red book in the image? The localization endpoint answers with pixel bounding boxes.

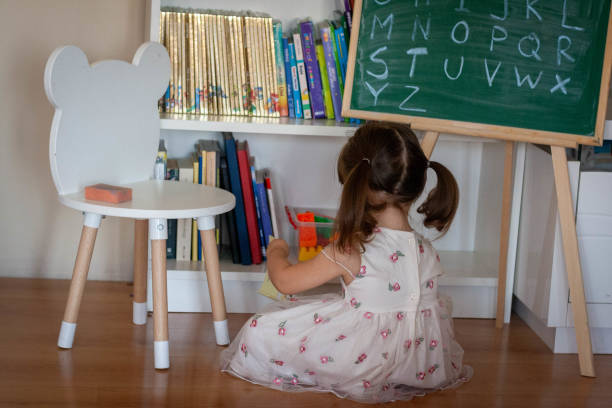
[236,141,262,264]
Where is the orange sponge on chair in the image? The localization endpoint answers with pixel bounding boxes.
[84,183,132,203]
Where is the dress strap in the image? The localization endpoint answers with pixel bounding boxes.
[321,248,356,279]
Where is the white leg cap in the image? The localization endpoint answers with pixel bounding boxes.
[133,302,147,325]
[154,341,170,369]
[58,321,77,349]
[214,320,230,345]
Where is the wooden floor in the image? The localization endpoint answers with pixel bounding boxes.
[0,278,610,407]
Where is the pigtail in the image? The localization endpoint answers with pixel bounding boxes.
[416,161,459,235]
[334,160,376,251]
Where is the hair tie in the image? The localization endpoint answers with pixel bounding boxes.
[426,160,431,168]
[362,157,371,165]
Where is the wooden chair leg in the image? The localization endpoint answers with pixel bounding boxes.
[58,213,102,349]
[133,219,149,325]
[150,218,169,369]
[551,146,595,377]
[496,141,514,328]
[198,216,229,346]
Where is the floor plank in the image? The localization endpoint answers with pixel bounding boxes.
[0,278,610,407]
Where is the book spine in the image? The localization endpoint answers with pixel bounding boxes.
[170,12,177,112]
[180,12,186,113]
[244,17,258,116]
[282,37,295,118]
[235,17,248,116]
[187,13,195,114]
[200,13,208,115]
[256,181,273,247]
[177,164,193,261]
[193,13,201,113]
[250,162,266,257]
[330,24,344,95]
[273,23,288,117]
[264,18,279,117]
[300,21,325,119]
[163,13,171,111]
[316,43,334,119]
[159,12,167,112]
[288,42,303,119]
[206,14,218,115]
[220,157,240,264]
[264,174,279,237]
[335,25,349,85]
[218,15,231,116]
[192,158,199,261]
[237,146,262,264]
[292,33,311,119]
[321,27,343,122]
[227,16,240,115]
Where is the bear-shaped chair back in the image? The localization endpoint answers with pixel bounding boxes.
[44,42,170,195]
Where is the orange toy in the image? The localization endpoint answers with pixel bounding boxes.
[84,183,132,203]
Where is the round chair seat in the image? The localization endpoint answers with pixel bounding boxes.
[59,180,235,219]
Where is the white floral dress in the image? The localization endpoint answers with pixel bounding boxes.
[220,227,472,403]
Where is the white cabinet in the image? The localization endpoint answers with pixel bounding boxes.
[513,144,612,353]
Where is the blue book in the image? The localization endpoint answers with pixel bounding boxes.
[288,41,303,119]
[223,133,252,265]
[255,170,273,248]
[282,37,296,119]
[250,157,266,259]
[300,21,326,119]
[334,26,349,84]
[321,26,343,122]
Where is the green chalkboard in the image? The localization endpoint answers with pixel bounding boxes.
[343,0,612,146]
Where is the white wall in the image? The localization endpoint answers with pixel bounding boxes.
[0,0,147,280]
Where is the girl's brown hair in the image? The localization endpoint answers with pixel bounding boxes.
[334,121,459,251]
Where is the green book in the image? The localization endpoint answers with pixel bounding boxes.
[315,42,334,120]
[329,21,348,122]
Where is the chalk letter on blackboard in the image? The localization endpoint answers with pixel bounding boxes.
[562,0,584,31]
[399,86,427,112]
[550,74,570,94]
[371,14,394,40]
[412,15,431,41]
[526,0,542,21]
[367,46,389,80]
[374,0,392,5]
[490,0,508,21]
[484,58,502,86]
[514,66,543,89]
[451,21,470,44]
[406,48,428,78]
[365,81,389,106]
[557,35,576,65]
[455,0,470,13]
[444,57,464,80]
[490,26,508,52]
[518,33,542,61]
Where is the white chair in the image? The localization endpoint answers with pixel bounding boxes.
[44,42,235,369]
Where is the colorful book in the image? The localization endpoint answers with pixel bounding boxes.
[321,26,343,122]
[334,24,349,85]
[288,41,303,119]
[292,32,312,119]
[282,37,295,118]
[315,42,334,119]
[250,157,266,258]
[223,133,252,265]
[300,21,326,119]
[220,156,240,264]
[263,169,279,237]
[329,22,345,95]
[255,170,274,246]
[273,22,289,117]
[176,158,193,261]
[191,152,199,262]
[237,141,263,264]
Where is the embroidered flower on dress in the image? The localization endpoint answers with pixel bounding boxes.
[389,250,404,263]
[356,265,367,278]
[305,369,316,375]
[415,337,424,347]
[363,312,373,319]
[241,343,247,357]
[291,376,299,385]
[426,279,434,289]
[421,308,432,318]
[382,352,389,360]
[299,345,306,353]
[349,297,361,308]
[273,377,282,385]
[380,329,391,339]
[429,339,439,350]
[335,334,346,341]
[270,359,284,366]
[396,311,405,321]
[428,364,440,374]
[363,380,371,389]
[404,339,412,349]
[320,356,334,364]
[355,353,367,364]
[278,320,287,336]
[416,372,426,381]
[382,384,390,391]
[312,313,329,324]
[418,239,424,254]
[388,282,401,291]
[436,253,441,262]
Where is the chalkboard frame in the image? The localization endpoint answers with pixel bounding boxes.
[342,0,612,148]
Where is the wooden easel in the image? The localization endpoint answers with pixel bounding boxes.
[342,0,612,377]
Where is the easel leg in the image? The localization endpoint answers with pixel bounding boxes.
[496,142,514,328]
[551,146,595,377]
[198,216,229,346]
[133,219,148,325]
[150,218,169,370]
[58,213,102,349]
[421,131,439,159]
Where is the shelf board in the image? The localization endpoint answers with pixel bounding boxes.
[165,249,498,288]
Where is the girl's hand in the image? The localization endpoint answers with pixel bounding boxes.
[267,237,289,258]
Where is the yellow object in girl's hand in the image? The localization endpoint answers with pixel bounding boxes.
[258,236,284,300]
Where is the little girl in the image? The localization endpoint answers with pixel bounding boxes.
[220,122,472,403]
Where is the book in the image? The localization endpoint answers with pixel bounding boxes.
[273,22,288,117]
[315,42,334,119]
[263,169,279,237]
[292,32,312,119]
[329,22,345,96]
[334,23,349,85]
[187,13,196,113]
[282,37,295,118]
[250,157,266,258]
[244,17,258,116]
[255,170,274,246]
[288,41,303,119]
[237,140,262,264]
[199,139,222,253]
[191,152,199,262]
[264,18,279,116]
[235,16,248,116]
[321,26,343,122]
[223,133,252,265]
[220,156,240,264]
[166,159,179,259]
[300,21,326,119]
[176,158,193,261]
